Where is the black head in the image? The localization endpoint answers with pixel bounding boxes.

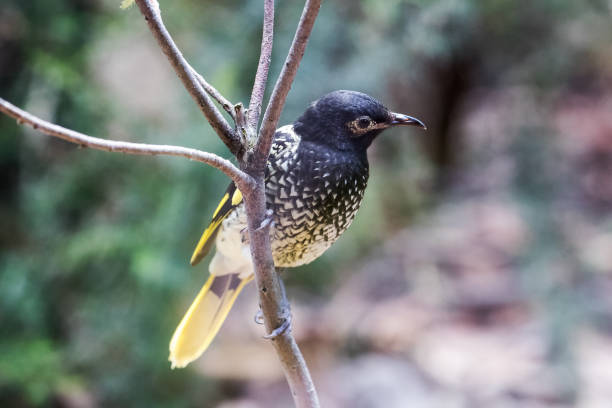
[293,90,425,153]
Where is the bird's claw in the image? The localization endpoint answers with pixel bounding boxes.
[256,209,274,232]
[254,309,264,325]
[263,310,292,340]
[241,210,274,244]
[254,306,292,339]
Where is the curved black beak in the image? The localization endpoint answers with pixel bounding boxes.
[390,112,427,130]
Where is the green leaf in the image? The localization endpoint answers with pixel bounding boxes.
[120,0,135,9]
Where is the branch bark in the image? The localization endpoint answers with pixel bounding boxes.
[134,0,242,155]
[0,98,252,190]
[247,0,275,132]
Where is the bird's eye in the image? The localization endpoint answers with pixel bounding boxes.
[357,117,372,129]
[347,115,377,135]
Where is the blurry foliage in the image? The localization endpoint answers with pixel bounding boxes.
[1,0,612,407]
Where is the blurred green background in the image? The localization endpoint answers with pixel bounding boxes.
[2,0,612,407]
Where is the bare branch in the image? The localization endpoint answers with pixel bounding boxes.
[279,335,320,407]
[254,0,322,166]
[133,0,242,155]
[0,98,253,190]
[247,0,275,131]
[187,63,235,120]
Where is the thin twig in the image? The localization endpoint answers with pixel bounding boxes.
[247,0,275,131]
[187,63,236,120]
[254,0,322,166]
[134,0,242,155]
[0,98,253,190]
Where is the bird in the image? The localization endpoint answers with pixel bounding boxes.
[169,90,426,368]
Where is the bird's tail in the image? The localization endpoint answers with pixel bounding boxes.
[169,273,253,368]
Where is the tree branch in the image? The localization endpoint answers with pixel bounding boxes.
[247,0,274,132]
[0,98,252,190]
[254,0,322,166]
[241,1,323,407]
[134,0,242,155]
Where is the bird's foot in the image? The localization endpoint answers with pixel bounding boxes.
[254,308,264,325]
[255,209,274,231]
[240,210,274,244]
[263,308,292,339]
[254,306,293,339]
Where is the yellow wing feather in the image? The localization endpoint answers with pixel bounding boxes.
[190,184,242,266]
[231,188,243,206]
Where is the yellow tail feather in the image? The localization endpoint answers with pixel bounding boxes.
[169,273,252,368]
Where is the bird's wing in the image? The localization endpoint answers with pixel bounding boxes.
[190,182,243,266]
[190,126,298,266]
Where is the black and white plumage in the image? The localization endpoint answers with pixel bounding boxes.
[169,90,426,368]
[265,123,368,266]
